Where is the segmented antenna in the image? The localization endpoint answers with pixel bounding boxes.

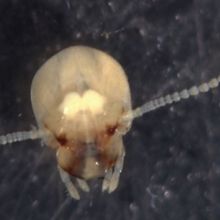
[131,75,220,119]
[1,75,220,145]
[0,130,45,145]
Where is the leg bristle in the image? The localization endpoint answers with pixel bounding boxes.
[58,166,80,200]
[76,178,90,192]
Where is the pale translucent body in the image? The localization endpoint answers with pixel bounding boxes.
[0,46,220,200]
[31,46,132,198]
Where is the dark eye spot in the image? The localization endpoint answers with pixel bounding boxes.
[106,125,117,136]
[56,134,67,146]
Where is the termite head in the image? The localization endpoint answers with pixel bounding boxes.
[30,46,132,181]
[41,89,131,180]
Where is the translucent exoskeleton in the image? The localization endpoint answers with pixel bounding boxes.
[0,46,220,200]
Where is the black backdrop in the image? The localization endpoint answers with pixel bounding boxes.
[0,0,220,219]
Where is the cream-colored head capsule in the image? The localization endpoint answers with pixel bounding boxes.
[1,45,220,200]
[31,46,132,197]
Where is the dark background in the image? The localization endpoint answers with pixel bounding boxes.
[0,0,220,219]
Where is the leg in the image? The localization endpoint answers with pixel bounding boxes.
[102,168,113,192]
[102,147,125,193]
[76,178,90,192]
[108,148,125,193]
[58,166,80,200]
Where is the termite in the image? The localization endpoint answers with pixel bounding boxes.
[0,45,219,200]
